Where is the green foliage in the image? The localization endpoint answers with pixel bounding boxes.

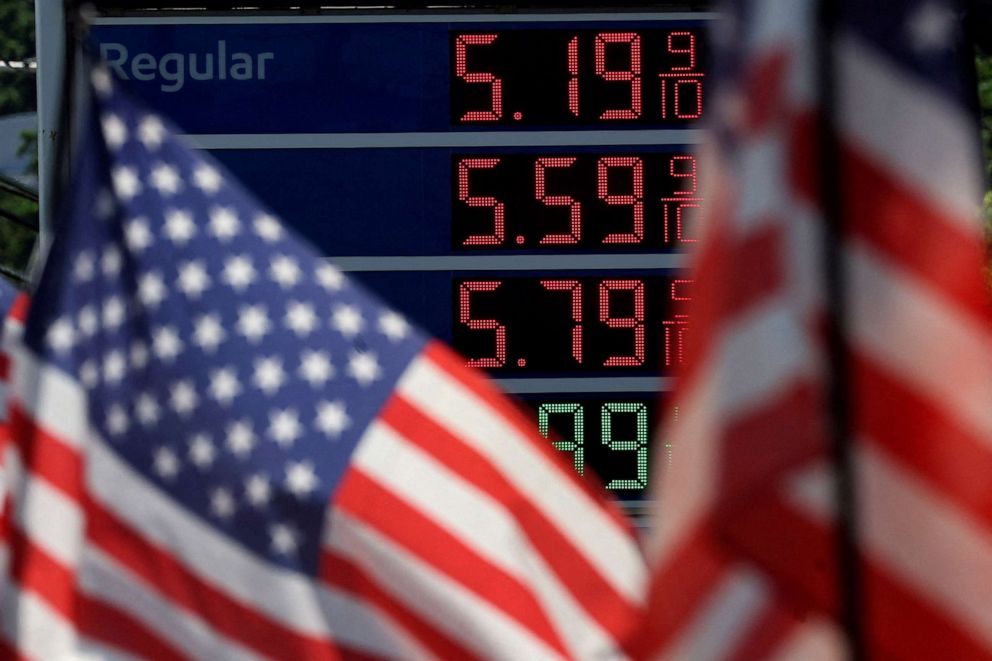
[0,0,36,115]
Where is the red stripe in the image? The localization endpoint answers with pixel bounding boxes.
[8,294,29,323]
[8,406,84,502]
[7,526,76,620]
[421,342,633,533]
[852,350,992,528]
[724,496,992,658]
[321,550,482,661]
[380,391,642,646]
[334,468,571,659]
[632,525,730,657]
[0,354,9,381]
[727,600,806,661]
[679,223,789,390]
[844,145,991,323]
[85,500,340,660]
[78,596,187,661]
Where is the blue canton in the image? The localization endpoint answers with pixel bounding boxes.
[24,63,427,574]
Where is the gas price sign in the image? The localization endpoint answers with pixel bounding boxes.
[90,9,712,510]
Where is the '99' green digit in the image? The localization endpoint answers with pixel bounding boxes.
[538,403,584,475]
[602,402,649,489]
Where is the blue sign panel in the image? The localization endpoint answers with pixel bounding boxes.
[90,12,712,503]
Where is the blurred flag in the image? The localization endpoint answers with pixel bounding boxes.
[0,63,646,660]
[639,0,992,658]
[0,280,26,588]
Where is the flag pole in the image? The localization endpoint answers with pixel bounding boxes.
[816,1,865,658]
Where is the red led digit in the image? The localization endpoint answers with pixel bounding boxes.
[599,279,645,367]
[458,158,505,246]
[663,279,692,366]
[598,157,644,244]
[671,155,697,196]
[667,31,697,70]
[535,157,581,244]
[455,34,503,122]
[459,280,507,368]
[663,202,701,244]
[541,279,583,364]
[594,33,642,120]
[568,36,580,117]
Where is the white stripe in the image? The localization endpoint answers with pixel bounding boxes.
[767,618,846,661]
[397,353,646,603]
[16,472,84,568]
[848,243,992,445]
[787,446,992,649]
[662,566,771,661]
[79,546,266,661]
[1,581,79,659]
[326,509,569,661]
[839,32,983,226]
[10,345,86,450]
[352,421,622,660]
[86,438,336,639]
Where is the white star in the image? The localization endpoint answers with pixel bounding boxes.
[254,213,283,242]
[163,208,196,245]
[80,360,100,388]
[209,488,236,520]
[316,263,345,292]
[91,67,114,96]
[331,304,364,339]
[378,311,409,342]
[269,255,301,289]
[315,400,350,438]
[106,404,129,437]
[102,296,126,331]
[152,447,180,480]
[209,367,242,405]
[221,255,256,291]
[101,246,122,278]
[73,252,95,282]
[269,408,302,448]
[253,357,286,395]
[269,522,300,556]
[908,2,956,52]
[135,392,160,427]
[299,349,334,387]
[46,318,75,353]
[78,305,99,337]
[192,313,226,353]
[208,206,240,242]
[284,301,318,337]
[103,350,126,384]
[285,460,319,498]
[226,419,256,458]
[152,325,184,363]
[188,433,216,469]
[170,380,198,417]
[112,166,142,200]
[125,217,153,254]
[245,474,271,508]
[138,115,165,150]
[347,350,381,387]
[177,260,211,299]
[150,163,181,195]
[138,271,167,309]
[130,341,150,370]
[102,114,128,149]
[194,164,222,194]
[237,304,271,344]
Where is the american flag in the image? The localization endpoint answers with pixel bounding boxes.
[0,64,646,660]
[639,0,992,658]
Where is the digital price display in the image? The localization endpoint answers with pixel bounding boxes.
[91,10,712,509]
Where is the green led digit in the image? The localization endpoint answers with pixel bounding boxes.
[537,403,584,475]
[602,402,649,489]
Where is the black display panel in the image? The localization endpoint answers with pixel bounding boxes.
[452,151,701,251]
[452,275,691,374]
[451,28,708,126]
